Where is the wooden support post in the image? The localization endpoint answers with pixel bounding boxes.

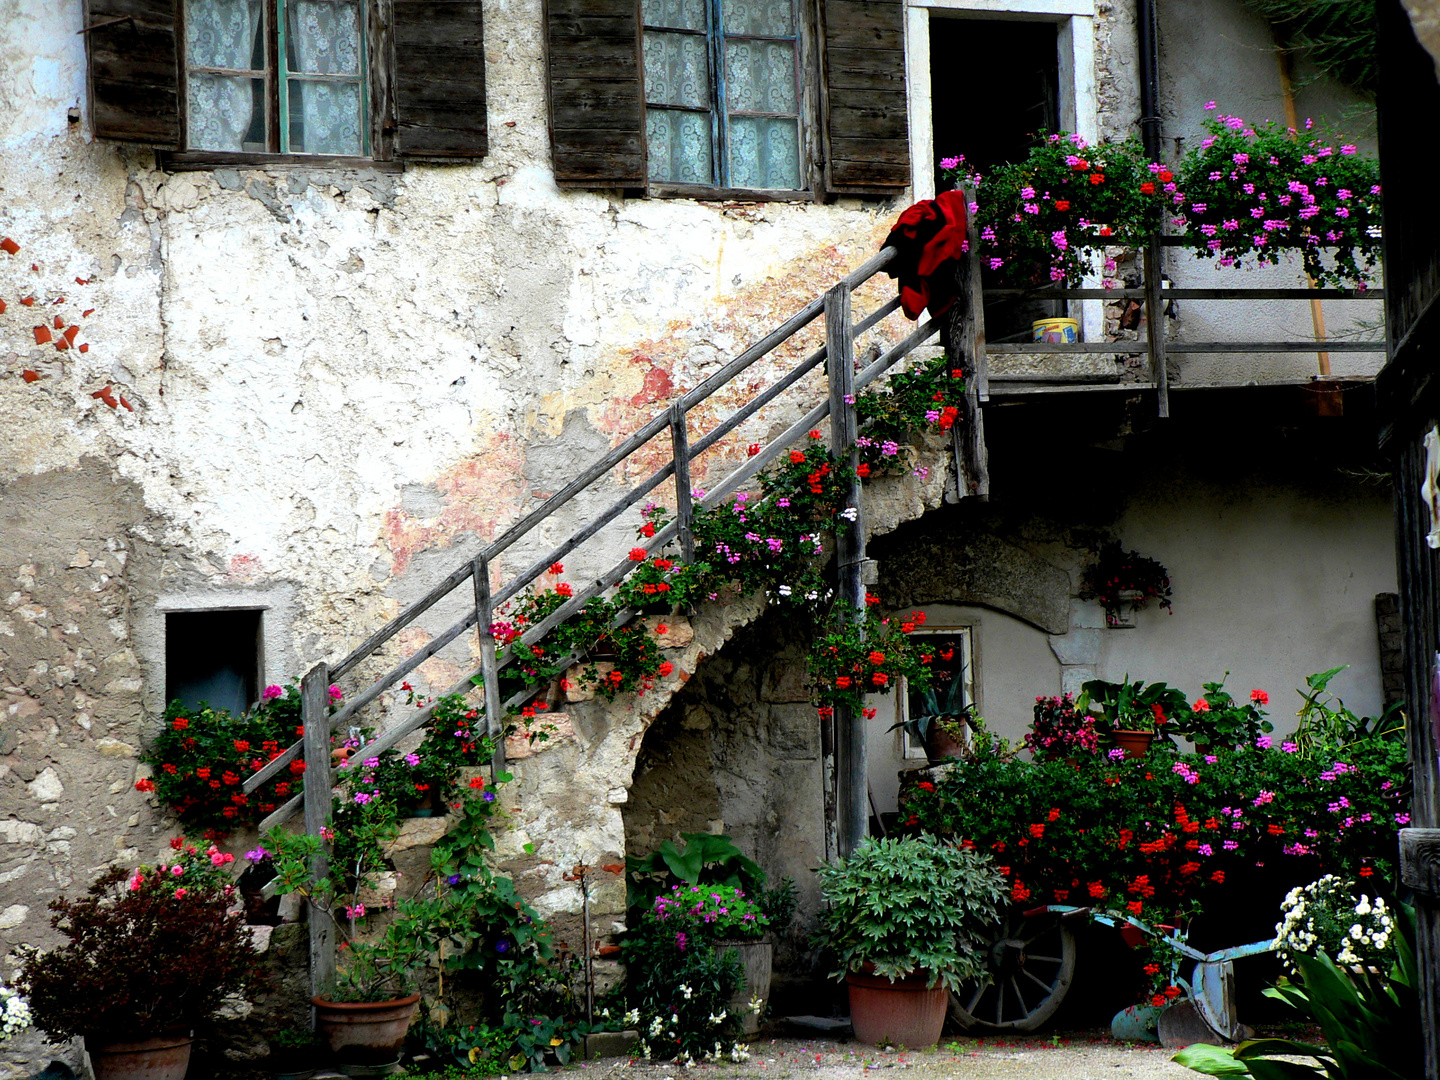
[826,282,867,858]
[669,402,696,566]
[300,663,335,1004]
[473,556,506,776]
[1144,240,1170,418]
[942,206,989,499]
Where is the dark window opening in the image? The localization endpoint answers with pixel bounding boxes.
[930,17,1061,338]
[165,610,263,717]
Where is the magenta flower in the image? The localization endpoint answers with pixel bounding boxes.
[262,685,283,701]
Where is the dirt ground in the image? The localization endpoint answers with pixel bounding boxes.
[566,1032,1200,1079]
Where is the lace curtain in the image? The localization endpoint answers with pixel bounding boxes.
[642,0,799,188]
[185,0,264,151]
[286,0,364,155]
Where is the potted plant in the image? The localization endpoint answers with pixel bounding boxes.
[651,882,772,1034]
[268,1025,322,1080]
[1181,675,1273,752]
[14,840,263,1080]
[812,836,1006,1048]
[895,660,975,761]
[1079,542,1173,628]
[1078,677,1187,758]
[1022,693,1100,761]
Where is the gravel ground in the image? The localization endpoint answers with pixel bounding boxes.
[568,1032,1199,1079]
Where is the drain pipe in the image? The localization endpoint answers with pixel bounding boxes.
[1137,0,1162,160]
[1136,0,1170,416]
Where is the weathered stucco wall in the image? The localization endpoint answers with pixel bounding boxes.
[0,1,1395,1067]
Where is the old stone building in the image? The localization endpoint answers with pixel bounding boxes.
[0,0,1396,1072]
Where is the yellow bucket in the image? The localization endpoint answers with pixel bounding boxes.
[1032,317,1080,344]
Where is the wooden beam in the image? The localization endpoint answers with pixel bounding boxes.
[301,664,335,1002]
[826,283,867,858]
[1144,241,1170,418]
[474,555,505,777]
[670,403,696,566]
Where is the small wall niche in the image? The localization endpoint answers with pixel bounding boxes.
[165,609,264,716]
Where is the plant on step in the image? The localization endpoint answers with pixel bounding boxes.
[1173,900,1421,1080]
[811,834,1006,992]
[1174,108,1383,287]
[807,600,936,715]
[1179,675,1274,749]
[853,352,968,475]
[1293,664,1406,756]
[1077,676,1189,738]
[652,882,770,943]
[14,841,264,1041]
[135,679,333,832]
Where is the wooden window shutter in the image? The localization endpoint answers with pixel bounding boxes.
[822,0,909,193]
[83,0,181,148]
[391,0,489,159]
[544,0,645,188]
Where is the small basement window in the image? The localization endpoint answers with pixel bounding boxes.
[165,609,263,717]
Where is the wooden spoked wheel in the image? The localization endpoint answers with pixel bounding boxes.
[949,911,1078,1031]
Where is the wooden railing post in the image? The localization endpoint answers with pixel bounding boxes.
[950,222,990,498]
[669,402,696,566]
[473,556,506,775]
[300,663,335,1002]
[826,282,868,858]
[1144,239,1170,417]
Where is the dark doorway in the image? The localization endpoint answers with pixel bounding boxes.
[165,609,263,716]
[930,17,1060,188]
[931,17,1063,339]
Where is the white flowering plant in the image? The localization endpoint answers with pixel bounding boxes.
[0,985,30,1040]
[1275,875,1397,972]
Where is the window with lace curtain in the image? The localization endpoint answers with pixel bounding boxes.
[184,0,367,156]
[642,0,802,190]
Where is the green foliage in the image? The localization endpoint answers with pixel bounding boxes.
[626,831,767,910]
[1173,902,1421,1079]
[808,603,936,713]
[1241,0,1377,93]
[899,655,975,747]
[1294,666,1405,756]
[1182,675,1275,748]
[902,736,1409,919]
[136,683,314,832]
[15,853,264,1039]
[811,835,1007,993]
[1024,693,1101,757]
[1078,677,1189,736]
[943,133,1163,286]
[853,353,967,474]
[652,883,769,942]
[619,921,746,1064]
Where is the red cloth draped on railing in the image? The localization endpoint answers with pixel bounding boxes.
[881,190,969,320]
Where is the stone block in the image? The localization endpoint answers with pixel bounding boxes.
[760,661,808,703]
[583,1031,638,1060]
[278,892,304,922]
[1071,599,1106,630]
[1061,667,1095,697]
[1048,629,1101,666]
[768,704,819,758]
[505,712,576,760]
[643,615,693,648]
[389,814,451,852]
[566,665,610,702]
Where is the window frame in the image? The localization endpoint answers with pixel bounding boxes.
[896,625,975,759]
[164,0,390,170]
[641,0,818,199]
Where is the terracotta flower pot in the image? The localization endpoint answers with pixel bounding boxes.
[312,993,420,1074]
[1112,730,1154,759]
[846,969,947,1048]
[87,1030,193,1080]
[923,725,965,761]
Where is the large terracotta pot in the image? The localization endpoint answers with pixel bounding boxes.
[87,1030,193,1080]
[312,993,420,1075]
[846,970,947,1049]
[714,939,773,1034]
[1112,730,1155,759]
[923,724,965,761]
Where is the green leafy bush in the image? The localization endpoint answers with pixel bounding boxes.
[811,835,1006,993]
